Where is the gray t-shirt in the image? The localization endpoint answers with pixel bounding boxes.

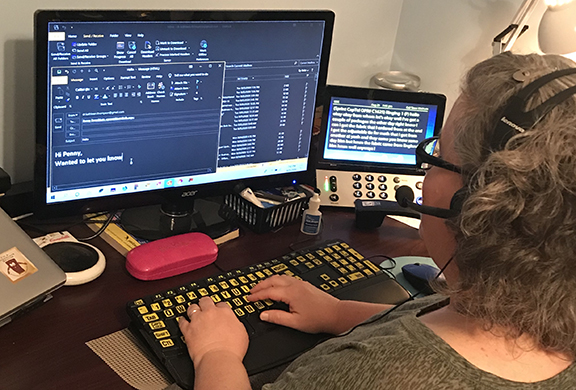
[262,295,576,390]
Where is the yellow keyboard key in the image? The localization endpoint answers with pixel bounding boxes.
[160,339,175,348]
[149,320,165,330]
[219,281,230,289]
[348,272,365,281]
[364,260,381,273]
[142,313,159,322]
[175,305,186,314]
[254,301,265,310]
[154,330,171,339]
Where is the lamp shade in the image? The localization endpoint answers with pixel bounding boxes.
[538,1,576,60]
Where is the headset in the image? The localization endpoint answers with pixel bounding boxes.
[396,67,576,219]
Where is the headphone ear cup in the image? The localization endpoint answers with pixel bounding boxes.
[450,187,468,214]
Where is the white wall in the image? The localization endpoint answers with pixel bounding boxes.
[0,0,403,183]
[391,0,543,113]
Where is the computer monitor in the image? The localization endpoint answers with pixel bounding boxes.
[34,10,334,235]
[315,86,446,207]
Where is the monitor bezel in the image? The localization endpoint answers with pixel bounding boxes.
[34,9,335,219]
[315,85,446,175]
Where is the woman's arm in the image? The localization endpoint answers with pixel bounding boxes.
[178,297,251,390]
[248,275,393,335]
[193,350,250,390]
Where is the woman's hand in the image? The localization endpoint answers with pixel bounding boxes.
[178,296,249,368]
[248,274,341,334]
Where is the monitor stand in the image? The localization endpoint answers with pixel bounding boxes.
[120,197,236,241]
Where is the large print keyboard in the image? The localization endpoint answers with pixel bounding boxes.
[127,239,409,389]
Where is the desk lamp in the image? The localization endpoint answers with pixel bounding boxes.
[493,0,576,59]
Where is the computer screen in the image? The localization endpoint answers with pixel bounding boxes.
[316,86,446,175]
[34,10,334,219]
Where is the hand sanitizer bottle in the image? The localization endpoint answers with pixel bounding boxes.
[301,193,322,235]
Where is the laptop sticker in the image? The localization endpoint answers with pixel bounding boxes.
[0,247,38,283]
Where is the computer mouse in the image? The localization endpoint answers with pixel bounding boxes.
[401,263,444,294]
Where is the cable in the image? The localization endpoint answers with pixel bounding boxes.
[367,254,397,280]
[77,212,117,242]
[12,213,34,222]
[15,211,111,234]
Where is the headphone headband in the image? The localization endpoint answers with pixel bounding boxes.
[490,67,576,151]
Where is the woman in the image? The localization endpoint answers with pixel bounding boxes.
[178,52,576,389]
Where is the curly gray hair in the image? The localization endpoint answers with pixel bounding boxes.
[446,52,576,357]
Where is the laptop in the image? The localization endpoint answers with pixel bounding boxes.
[0,207,66,327]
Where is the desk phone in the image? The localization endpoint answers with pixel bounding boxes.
[315,86,446,207]
[317,169,423,207]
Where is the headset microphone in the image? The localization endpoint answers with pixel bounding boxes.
[395,185,460,219]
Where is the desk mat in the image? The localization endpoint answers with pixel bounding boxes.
[86,328,179,390]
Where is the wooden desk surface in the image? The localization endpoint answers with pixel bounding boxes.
[0,209,426,390]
